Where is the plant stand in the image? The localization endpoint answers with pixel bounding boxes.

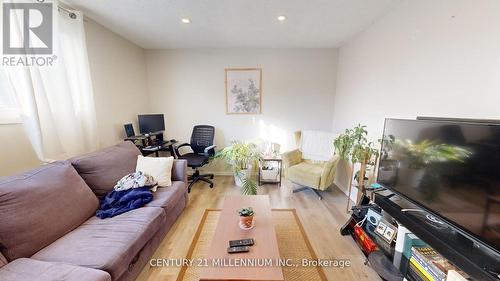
[258,156,282,186]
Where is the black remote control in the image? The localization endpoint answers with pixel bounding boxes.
[227,246,250,254]
[229,238,254,247]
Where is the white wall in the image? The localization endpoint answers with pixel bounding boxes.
[145,49,338,173]
[332,0,500,199]
[0,124,42,176]
[85,19,150,147]
[145,49,338,148]
[333,0,500,139]
[0,19,149,176]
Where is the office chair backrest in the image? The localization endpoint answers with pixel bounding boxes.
[190,125,215,154]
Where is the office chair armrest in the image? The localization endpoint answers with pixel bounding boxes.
[204,145,217,157]
[174,143,191,157]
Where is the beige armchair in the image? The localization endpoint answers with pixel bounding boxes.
[282,131,340,199]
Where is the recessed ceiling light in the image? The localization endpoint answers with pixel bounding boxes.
[277,15,287,21]
[181,18,191,24]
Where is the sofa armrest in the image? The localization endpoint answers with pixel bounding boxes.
[0,253,6,268]
[282,149,302,168]
[172,159,188,186]
[319,155,340,189]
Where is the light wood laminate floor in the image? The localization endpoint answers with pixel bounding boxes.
[136,176,381,281]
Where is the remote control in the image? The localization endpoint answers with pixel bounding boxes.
[227,246,250,254]
[229,238,254,247]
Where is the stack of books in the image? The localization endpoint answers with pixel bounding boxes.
[406,246,466,281]
[400,233,427,275]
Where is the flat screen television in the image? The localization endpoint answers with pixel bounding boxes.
[138,114,165,134]
[378,118,500,253]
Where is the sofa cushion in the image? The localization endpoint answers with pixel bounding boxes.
[136,155,174,187]
[70,141,142,198]
[287,162,324,188]
[0,161,98,261]
[145,181,186,212]
[32,207,166,280]
[0,258,111,281]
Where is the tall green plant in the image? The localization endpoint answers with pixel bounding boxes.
[334,124,379,164]
[333,130,354,160]
[215,141,261,195]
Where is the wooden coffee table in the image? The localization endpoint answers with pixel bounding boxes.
[200,195,284,281]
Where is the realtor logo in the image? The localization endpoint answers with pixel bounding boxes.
[2,2,53,55]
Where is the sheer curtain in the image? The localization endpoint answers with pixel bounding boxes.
[5,4,99,161]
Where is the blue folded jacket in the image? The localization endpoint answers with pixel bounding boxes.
[96,187,153,219]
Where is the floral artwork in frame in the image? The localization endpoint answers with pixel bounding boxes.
[225,68,262,114]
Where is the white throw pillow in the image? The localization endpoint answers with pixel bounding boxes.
[136,155,174,187]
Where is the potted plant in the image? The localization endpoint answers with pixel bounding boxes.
[238,207,255,229]
[215,141,261,195]
[334,124,380,210]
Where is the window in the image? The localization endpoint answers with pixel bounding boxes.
[0,69,21,124]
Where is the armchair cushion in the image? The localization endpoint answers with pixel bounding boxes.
[285,156,340,191]
[287,162,324,188]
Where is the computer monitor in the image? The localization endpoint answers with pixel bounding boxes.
[138,114,165,134]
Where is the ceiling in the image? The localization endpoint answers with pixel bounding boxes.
[65,0,401,49]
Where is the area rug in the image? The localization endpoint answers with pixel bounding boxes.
[176,209,327,281]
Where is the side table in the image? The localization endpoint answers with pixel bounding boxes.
[258,156,282,186]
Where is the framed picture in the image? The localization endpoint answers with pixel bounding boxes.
[225,68,262,114]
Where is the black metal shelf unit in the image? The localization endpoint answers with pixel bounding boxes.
[374,193,500,281]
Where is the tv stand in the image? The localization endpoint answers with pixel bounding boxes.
[400,208,426,213]
[374,193,500,281]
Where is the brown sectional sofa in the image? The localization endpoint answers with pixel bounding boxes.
[0,141,188,281]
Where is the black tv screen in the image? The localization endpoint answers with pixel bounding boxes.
[138,114,165,134]
[378,118,500,252]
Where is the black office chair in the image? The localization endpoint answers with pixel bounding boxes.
[174,125,216,193]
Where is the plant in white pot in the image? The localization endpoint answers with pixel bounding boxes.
[215,141,261,195]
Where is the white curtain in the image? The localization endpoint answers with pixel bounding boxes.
[5,4,99,162]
